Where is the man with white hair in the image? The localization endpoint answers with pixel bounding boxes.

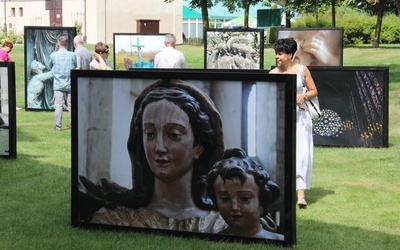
[154,33,186,68]
[73,35,92,70]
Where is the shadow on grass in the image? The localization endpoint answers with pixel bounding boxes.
[344,45,400,49]
[2,153,399,249]
[305,187,335,206]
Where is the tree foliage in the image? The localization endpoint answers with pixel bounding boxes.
[165,0,214,28]
[214,0,265,28]
[167,0,400,46]
[345,0,400,47]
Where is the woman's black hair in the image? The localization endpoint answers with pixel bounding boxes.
[273,37,297,57]
[206,148,280,217]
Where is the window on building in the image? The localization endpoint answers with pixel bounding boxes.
[11,8,15,17]
[19,8,23,17]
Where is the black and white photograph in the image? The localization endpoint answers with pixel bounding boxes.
[205,29,264,69]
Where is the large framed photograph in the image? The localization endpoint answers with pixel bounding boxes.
[277,28,343,67]
[113,33,167,70]
[24,26,77,111]
[0,62,16,158]
[204,29,264,69]
[71,69,296,246]
[310,67,388,147]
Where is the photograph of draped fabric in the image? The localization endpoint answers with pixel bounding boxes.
[24,26,76,110]
[204,29,264,69]
[309,67,388,147]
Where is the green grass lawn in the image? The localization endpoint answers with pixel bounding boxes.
[0,43,399,249]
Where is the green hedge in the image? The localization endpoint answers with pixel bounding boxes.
[292,7,400,45]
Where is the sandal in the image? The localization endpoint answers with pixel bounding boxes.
[297,196,308,208]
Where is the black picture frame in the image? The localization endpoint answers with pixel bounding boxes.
[24,26,77,111]
[70,69,296,247]
[277,28,344,67]
[113,33,167,70]
[204,28,264,69]
[0,62,16,158]
[309,66,389,147]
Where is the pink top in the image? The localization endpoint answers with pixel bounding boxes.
[0,49,11,62]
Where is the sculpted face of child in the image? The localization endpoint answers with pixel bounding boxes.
[213,174,263,237]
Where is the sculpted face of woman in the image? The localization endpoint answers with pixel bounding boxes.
[142,99,204,182]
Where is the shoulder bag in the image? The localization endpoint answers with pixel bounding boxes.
[300,65,321,119]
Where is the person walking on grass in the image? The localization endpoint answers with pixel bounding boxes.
[49,36,77,131]
[73,35,92,70]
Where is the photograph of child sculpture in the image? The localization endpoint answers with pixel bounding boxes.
[206,31,261,69]
[78,79,283,239]
[207,148,284,240]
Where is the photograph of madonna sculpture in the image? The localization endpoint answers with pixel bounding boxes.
[72,70,295,245]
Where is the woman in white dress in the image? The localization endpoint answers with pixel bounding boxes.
[269,38,318,208]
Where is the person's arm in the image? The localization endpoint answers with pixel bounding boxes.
[154,53,159,68]
[75,52,82,69]
[48,53,54,69]
[93,51,108,70]
[181,54,187,68]
[302,65,318,101]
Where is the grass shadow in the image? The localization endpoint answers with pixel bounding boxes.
[305,187,335,206]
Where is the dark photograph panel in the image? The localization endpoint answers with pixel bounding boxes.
[0,62,16,158]
[205,29,264,69]
[277,28,344,67]
[24,26,76,111]
[71,70,296,246]
[310,67,388,147]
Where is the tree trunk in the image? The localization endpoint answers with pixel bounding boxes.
[285,10,291,28]
[372,0,386,48]
[244,4,250,28]
[331,0,336,27]
[200,0,209,29]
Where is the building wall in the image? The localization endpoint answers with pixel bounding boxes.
[0,0,183,44]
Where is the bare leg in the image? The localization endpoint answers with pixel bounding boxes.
[297,189,307,208]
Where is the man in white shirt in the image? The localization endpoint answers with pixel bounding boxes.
[154,33,187,68]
